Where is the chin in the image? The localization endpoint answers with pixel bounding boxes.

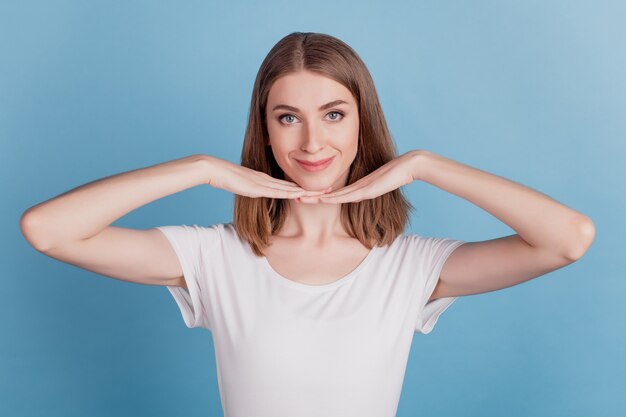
[284,168,344,192]
[289,179,331,192]
[299,183,330,192]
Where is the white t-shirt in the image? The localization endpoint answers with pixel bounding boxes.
[156,222,465,417]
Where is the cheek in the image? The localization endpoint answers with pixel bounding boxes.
[268,137,288,154]
[266,119,283,145]
[267,139,291,167]
[341,117,359,144]
[338,125,359,152]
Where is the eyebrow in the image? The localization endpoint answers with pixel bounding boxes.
[271,99,349,113]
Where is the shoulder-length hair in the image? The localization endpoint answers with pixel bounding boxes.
[233,31,414,256]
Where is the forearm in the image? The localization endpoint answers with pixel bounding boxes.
[21,154,213,251]
[412,150,595,260]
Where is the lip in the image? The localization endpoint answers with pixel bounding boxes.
[295,156,335,172]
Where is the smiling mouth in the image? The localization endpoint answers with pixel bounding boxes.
[295,156,335,166]
[295,156,335,172]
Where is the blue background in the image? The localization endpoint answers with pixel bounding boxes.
[2,1,624,416]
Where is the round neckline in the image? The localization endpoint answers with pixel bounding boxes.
[259,244,380,292]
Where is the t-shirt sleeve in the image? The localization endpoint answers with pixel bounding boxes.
[154,224,219,331]
[412,234,466,334]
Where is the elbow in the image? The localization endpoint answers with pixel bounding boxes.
[564,216,596,262]
[20,210,52,253]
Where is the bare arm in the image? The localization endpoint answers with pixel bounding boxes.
[19,153,324,287]
[20,154,211,252]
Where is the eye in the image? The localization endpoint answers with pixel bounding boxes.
[278,114,298,125]
[277,111,345,125]
[327,111,344,121]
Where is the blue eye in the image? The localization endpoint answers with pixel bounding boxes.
[278,111,345,125]
[327,111,344,121]
[278,114,297,124]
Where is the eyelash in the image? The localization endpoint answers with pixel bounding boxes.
[277,111,345,125]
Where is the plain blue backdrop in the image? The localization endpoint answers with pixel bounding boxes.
[2,1,623,416]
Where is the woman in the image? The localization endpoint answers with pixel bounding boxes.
[20,32,595,417]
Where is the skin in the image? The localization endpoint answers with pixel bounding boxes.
[19,70,595,296]
[265,70,361,242]
[258,71,595,299]
[262,70,596,298]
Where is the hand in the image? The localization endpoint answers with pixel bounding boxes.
[206,156,330,199]
[298,151,418,204]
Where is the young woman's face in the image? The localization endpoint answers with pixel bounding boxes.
[265,70,360,192]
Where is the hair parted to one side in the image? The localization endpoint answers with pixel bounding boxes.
[233,31,414,256]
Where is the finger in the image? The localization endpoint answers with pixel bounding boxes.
[316,185,350,198]
[266,190,313,199]
[325,179,395,202]
[320,181,367,199]
[267,188,327,199]
[297,196,325,204]
[251,172,302,188]
[319,185,371,203]
[271,179,302,188]
[253,176,315,193]
[260,177,330,193]
[262,184,315,195]
[320,195,364,204]
[321,175,374,198]
[258,177,304,190]
[300,192,353,204]
[317,194,351,204]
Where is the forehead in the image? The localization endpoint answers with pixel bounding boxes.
[267,71,354,107]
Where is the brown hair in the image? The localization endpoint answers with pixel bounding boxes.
[233,31,414,256]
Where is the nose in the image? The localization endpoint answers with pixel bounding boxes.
[300,121,325,153]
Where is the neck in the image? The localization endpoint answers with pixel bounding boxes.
[277,200,348,243]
